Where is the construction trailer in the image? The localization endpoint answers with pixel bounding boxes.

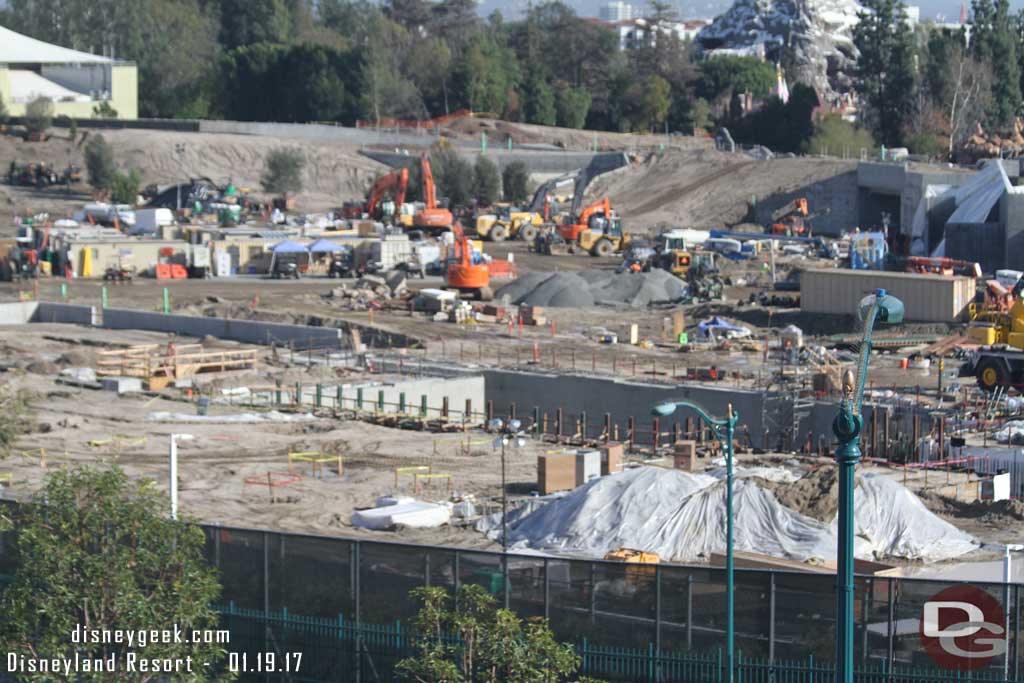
[799,268,975,322]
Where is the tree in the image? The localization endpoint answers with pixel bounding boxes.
[261,147,305,195]
[697,56,776,102]
[111,169,142,204]
[502,160,529,203]
[804,114,877,156]
[0,465,225,682]
[85,134,117,191]
[397,585,581,683]
[429,147,473,207]
[853,0,919,146]
[218,0,292,49]
[555,82,591,129]
[691,97,711,131]
[523,69,556,126]
[640,75,671,131]
[24,96,53,136]
[941,45,992,154]
[472,155,500,206]
[0,381,32,458]
[988,0,1021,129]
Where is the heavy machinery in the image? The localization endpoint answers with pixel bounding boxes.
[769,198,828,236]
[577,208,631,257]
[476,173,577,242]
[602,548,660,589]
[557,196,617,244]
[341,168,409,222]
[445,222,492,300]
[905,256,982,278]
[414,155,454,231]
[961,275,1024,390]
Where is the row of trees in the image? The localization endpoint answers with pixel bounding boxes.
[1,0,768,135]
[853,0,1024,154]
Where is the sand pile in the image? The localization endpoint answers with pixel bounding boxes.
[496,269,686,307]
[754,466,854,522]
[483,466,977,563]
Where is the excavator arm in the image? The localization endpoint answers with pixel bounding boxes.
[421,154,437,210]
[771,198,809,222]
[366,168,409,218]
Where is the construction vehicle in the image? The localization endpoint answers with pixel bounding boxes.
[905,256,982,278]
[577,207,631,257]
[557,196,619,245]
[413,154,453,231]
[445,222,492,300]
[341,168,409,223]
[961,275,1024,391]
[476,173,577,242]
[603,548,660,587]
[768,198,828,236]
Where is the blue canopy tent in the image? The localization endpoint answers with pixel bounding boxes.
[308,238,347,253]
[267,240,310,276]
[696,316,751,341]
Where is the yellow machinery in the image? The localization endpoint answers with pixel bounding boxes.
[476,173,577,242]
[603,548,660,584]
[961,275,1024,391]
[577,212,630,257]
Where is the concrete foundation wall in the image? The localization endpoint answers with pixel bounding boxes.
[303,376,485,418]
[754,170,858,235]
[361,150,631,175]
[102,309,342,349]
[0,302,38,325]
[34,302,97,326]
[483,369,767,448]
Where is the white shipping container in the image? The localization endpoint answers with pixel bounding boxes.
[575,450,601,486]
[213,250,233,277]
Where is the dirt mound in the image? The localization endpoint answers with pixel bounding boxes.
[920,491,1024,524]
[495,269,686,308]
[754,465,860,522]
[25,359,58,375]
[584,148,856,232]
[57,350,92,366]
[0,129,387,212]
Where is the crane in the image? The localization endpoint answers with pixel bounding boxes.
[445,221,492,301]
[414,154,454,231]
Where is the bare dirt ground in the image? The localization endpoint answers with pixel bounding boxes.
[444,117,712,152]
[0,128,389,216]
[586,147,857,232]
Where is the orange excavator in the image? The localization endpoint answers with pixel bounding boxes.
[446,222,492,300]
[905,256,982,278]
[414,154,454,231]
[557,197,614,243]
[341,168,409,221]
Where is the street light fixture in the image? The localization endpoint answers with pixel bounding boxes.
[832,288,903,683]
[489,418,526,552]
[652,399,737,683]
[168,433,194,520]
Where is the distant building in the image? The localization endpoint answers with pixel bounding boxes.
[905,5,920,24]
[597,17,711,50]
[599,2,635,22]
[0,25,137,119]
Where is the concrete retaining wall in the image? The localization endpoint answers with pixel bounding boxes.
[34,302,97,326]
[102,309,343,349]
[300,376,485,418]
[483,369,767,448]
[361,150,631,175]
[0,302,38,325]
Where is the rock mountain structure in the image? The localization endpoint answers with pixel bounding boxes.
[698,0,862,103]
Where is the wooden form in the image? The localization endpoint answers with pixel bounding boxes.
[96,344,257,385]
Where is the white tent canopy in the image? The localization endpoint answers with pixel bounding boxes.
[8,70,91,104]
[0,25,114,64]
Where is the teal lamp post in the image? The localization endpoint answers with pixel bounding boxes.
[833,288,903,682]
[653,399,737,683]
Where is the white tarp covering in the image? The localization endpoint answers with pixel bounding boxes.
[0,26,114,64]
[8,70,92,104]
[924,162,1016,257]
[352,499,451,530]
[909,184,950,256]
[483,466,977,563]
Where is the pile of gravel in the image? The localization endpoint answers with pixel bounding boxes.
[496,269,686,308]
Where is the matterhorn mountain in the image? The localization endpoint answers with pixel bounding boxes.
[697,0,862,102]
